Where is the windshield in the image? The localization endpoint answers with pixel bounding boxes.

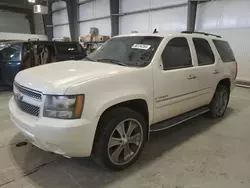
[86,36,163,67]
[0,43,22,61]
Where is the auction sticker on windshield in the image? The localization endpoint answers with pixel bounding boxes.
[131,44,151,50]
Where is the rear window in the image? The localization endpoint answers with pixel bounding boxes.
[55,43,84,55]
[213,40,235,62]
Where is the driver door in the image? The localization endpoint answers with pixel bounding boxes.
[153,37,202,124]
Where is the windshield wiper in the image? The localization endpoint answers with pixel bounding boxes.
[84,57,95,62]
[96,58,127,66]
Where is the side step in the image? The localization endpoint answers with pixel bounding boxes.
[150,106,209,132]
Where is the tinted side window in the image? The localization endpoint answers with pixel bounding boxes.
[22,43,33,68]
[56,43,82,54]
[213,40,235,62]
[0,44,22,61]
[193,38,215,65]
[161,37,192,70]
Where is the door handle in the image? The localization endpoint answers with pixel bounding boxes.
[187,75,197,80]
[213,69,220,74]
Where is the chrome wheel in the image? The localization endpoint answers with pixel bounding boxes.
[108,118,143,166]
[215,89,228,116]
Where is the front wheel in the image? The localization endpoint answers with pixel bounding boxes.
[93,107,147,171]
[207,85,229,118]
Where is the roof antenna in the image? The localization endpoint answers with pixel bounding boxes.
[153,28,158,33]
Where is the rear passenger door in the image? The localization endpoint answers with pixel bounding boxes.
[191,37,220,105]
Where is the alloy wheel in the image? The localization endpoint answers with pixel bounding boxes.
[215,89,228,116]
[107,118,143,166]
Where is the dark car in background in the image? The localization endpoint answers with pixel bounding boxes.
[0,40,86,86]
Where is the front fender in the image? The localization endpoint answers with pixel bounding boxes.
[65,67,154,125]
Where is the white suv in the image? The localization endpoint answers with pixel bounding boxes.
[9,31,237,170]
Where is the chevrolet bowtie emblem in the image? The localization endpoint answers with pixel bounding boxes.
[16,93,24,101]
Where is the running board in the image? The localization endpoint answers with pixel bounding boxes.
[150,106,209,132]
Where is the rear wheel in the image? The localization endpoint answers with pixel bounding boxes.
[207,85,229,118]
[93,107,147,171]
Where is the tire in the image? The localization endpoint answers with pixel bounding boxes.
[207,84,229,118]
[92,107,147,171]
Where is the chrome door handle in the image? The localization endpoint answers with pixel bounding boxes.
[187,75,196,79]
[213,69,220,74]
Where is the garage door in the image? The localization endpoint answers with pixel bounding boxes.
[196,0,250,82]
[78,0,111,36]
[52,1,70,39]
[119,0,188,34]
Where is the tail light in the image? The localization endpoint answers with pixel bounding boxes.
[234,61,238,80]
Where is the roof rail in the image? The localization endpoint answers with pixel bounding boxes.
[181,31,221,38]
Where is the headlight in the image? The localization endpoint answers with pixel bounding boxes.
[43,95,84,119]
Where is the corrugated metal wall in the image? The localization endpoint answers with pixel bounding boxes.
[78,0,111,36]
[49,0,250,82]
[0,9,30,34]
[196,0,250,81]
[52,1,70,39]
[119,0,188,34]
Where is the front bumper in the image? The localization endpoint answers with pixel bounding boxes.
[9,97,98,157]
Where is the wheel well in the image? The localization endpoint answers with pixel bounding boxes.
[218,78,230,91]
[100,99,149,124]
[92,99,149,154]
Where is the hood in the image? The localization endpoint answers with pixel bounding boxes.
[15,60,131,94]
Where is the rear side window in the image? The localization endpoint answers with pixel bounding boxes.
[213,40,235,62]
[161,37,192,70]
[193,38,215,65]
[56,43,84,55]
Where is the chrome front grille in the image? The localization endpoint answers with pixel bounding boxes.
[14,82,42,100]
[14,82,42,117]
[15,99,40,117]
